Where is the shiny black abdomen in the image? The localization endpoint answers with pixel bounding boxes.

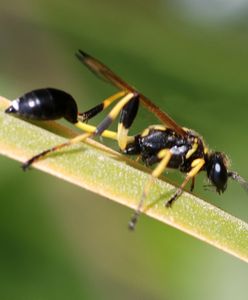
[7,88,78,123]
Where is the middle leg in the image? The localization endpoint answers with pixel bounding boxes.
[165,158,205,207]
[128,148,173,230]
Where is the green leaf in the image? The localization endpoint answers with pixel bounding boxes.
[1,96,248,263]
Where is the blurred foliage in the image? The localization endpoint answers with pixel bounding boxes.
[0,1,248,299]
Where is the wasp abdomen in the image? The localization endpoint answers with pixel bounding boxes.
[5,88,78,123]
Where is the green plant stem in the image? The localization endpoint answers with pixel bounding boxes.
[0,96,248,263]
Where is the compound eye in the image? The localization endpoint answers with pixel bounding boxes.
[210,162,228,193]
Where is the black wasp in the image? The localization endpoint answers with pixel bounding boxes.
[5,50,248,229]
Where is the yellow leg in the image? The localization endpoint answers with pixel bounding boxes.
[95,92,136,142]
[75,121,135,143]
[166,158,205,207]
[78,90,127,122]
[117,123,129,151]
[79,91,138,150]
[102,90,127,109]
[107,93,135,120]
[75,122,118,140]
[116,95,139,151]
[129,149,172,230]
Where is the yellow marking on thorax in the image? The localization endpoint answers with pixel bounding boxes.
[141,128,150,137]
[141,125,167,137]
[186,138,198,159]
[148,125,167,131]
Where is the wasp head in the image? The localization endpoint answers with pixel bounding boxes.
[206,152,229,194]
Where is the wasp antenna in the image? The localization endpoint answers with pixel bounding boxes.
[228,171,248,193]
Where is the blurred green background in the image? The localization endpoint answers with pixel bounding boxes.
[0,1,248,299]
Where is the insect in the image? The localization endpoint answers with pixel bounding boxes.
[5,50,248,229]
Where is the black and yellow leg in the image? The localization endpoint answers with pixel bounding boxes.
[94,92,136,137]
[165,158,205,207]
[23,92,136,170]
[118,94,139,150]
[129,149,172,230]
[22,132,92,171]
[75,121,135,144]
[78,90,127,122]
[79,88,139,150]
[75,122,118,141]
